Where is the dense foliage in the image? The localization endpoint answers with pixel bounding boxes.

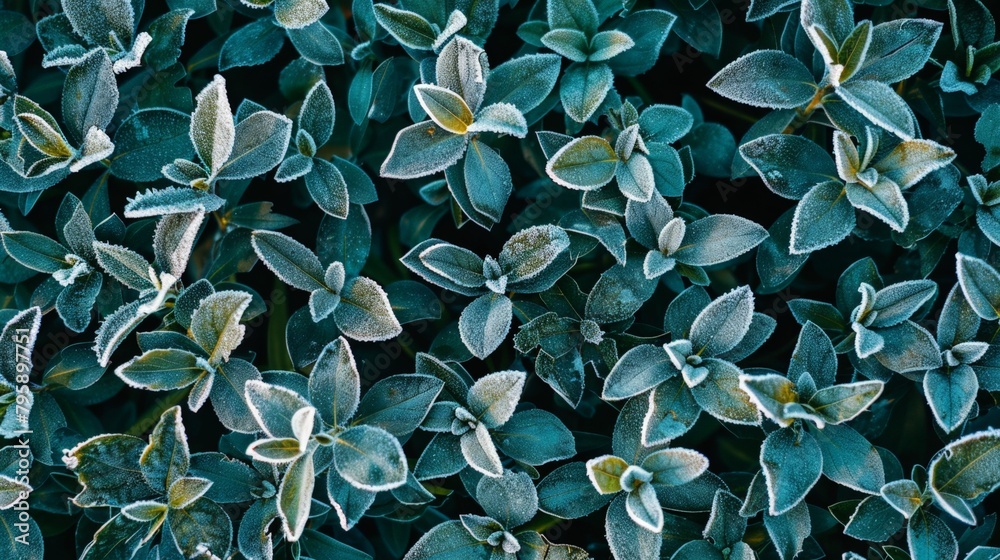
[2,0,1000,558]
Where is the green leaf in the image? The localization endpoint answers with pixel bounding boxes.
[191,290,251,364]
[251,230,326,292]
[414,84,475,135]
[708,50,818,109]
[467,370,525,428]
[586,454,628,494]
[190,75,234,176]
[790,181,854,254]
[560,62,613,123]
[761,428,822,515]
[61,48,117,142]
[116,349,207,392]
[929,429,1000,504]
[546,135,618,190]
[63,434,156,507]
[459,293,513,359]
[373,4,436,50]
[335,276,402,341]
[140,406,190,493]
[333,425,407,491]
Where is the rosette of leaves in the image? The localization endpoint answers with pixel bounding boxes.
[219,4,345,70]
[528,0,676,123]
[373,1,496,54]
[8,51,118,179]
[918,277,1000,433]
[738,324,888,518]
[625,193,767,283]
[937,0,1000,105]
[0,195,106,332]
[380,37,550,228]
[402,224,573,358]
[274,81,376,218]
[237,0,329,30]
[793,265,942,377]
[36,0,154,72]
[114,290,264,433]
[405,470,587,559]
[537,399,728,560]
[709,0,941,139]
[243,337,443,537]
[836,429,1000,559]
[91,210,208,367]
[64,406,236,559]
[513,276,623,408]
[415,366,575,478]
[161,74,292,190]
[603,285,772,428]
[251,229,402,340]
[965,173,1000,247]
[536,398,714,560]
[541,101,695,206]
[741,127,956,255]
[670,490,756,560]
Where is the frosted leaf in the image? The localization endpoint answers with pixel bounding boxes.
[0,307,40,389]
[154,211,204,278]
[436,37,489,113]
[277,452,314,541]
[707,49,818,110]
[468,103,528,137]
[432,10,468,51]
[61,433,153,507]
[835,80,915,140]
[124,186,225,218]
[461,423,504,477]
[546,135,618,190]
[137,271,178,316]
[414,84,474,135]
[833,130,861,183]
[929,428,1000,503]
[298,80,335,147]
[16,111,72,159]
[251,230,326,292]
[844,177,909,232]
[139,406,190,493]
[379,120,468,179]
[62,48,117,142]
[690,286,755,357]
[52,255,91,287]
[215,110,293,181]
[70,127,114,172]
[62,203,96,261]
[274,0,329,29]
[94,298,154,367]
[93,242,155,291]
[560,61,613,123]
[459,293,513,359]
[309,337,360,427]
[476,470,539,528]
[334,276,402,341]
[110,30,151,73]
[191,75,235,176]
[61,0,135,50]
[499,225,570,283]
[333,425,408,491]
[308,288,340,322]
[190,290,252,365]
[114,349,209,391]
[761,428,822,515]
[162,159,208,186]
[789,180,854,255]
[874,138,956,190]
[244,379,313,439]
[187,370,214,412]
[467,370,525,429]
